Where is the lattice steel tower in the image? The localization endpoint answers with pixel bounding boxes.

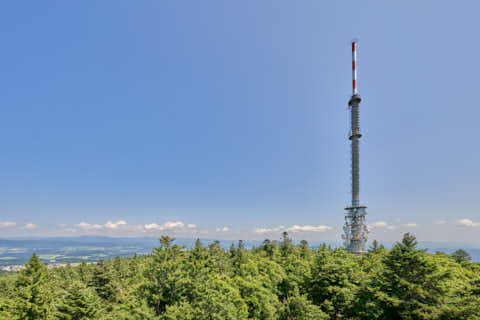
[342,41,368,254]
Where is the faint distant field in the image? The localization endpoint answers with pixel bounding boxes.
[0,237,155,267]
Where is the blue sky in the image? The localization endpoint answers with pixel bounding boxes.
[1,1,479,243]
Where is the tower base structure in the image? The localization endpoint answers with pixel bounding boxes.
[342,206,368,254]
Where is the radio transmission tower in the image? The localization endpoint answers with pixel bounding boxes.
[342,41,368,254]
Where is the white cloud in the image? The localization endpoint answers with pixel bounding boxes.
[72,220,198,235]
[254,224,332,234]
[369,221,396,230]
[23,223,37,230]
[287,225,332,233]
[371,221,388,228]
[435,220,447,225]
[163,221,184,229]
[105,220,127,229]
[77,222,102,230]
[405,223,418,228]
[0,222,17,228]
[254,227,283,234]
[458,218,480,227]
[143,221,196,233]
[144,223,160,230]
[77,220,127,231]
[216,227,230,232]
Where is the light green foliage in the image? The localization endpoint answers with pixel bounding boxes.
[374,233,451,319]
[15,253,57,319]
[279,294,329,320]
[308,246,364,319]
[57,281,100,320]
[163,275,248,320]
[0,233,478,319]
[141,236,187,315]
[235,276,280,319]
[91,259,120,303]
[0,274,16,318]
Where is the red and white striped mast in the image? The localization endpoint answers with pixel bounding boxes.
[352,40,358,95]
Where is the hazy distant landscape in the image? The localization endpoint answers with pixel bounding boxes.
[0,237,153,269]
[1,236,479,270]
[0,237,255,269]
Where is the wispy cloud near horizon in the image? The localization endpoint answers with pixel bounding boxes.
[254,224,332,235]
[369,221,396,230]
[458,219,480,227]
[0,222,17,228]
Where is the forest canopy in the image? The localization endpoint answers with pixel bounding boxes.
[0,232,478,320]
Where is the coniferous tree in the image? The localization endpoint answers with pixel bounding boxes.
[76,262,91,285]
[0,273,16,319]
[280,232,294,257]
[451,249,471,264]
[263,239,272,255]
[299,240,309,258]
[57,281,100,320]
[308,247,363,320]
[229,243,237,258]
[15,253,56,320]
[280,294,329,320]
[163,275,248,320]
[141,236,185,316]
[208,241,229,275]
[368,240,385,254]
[0,233,478,320]
[91,259,118,302]
[376,233,450,320]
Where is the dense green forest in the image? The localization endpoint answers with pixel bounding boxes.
[0,233,478,320]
